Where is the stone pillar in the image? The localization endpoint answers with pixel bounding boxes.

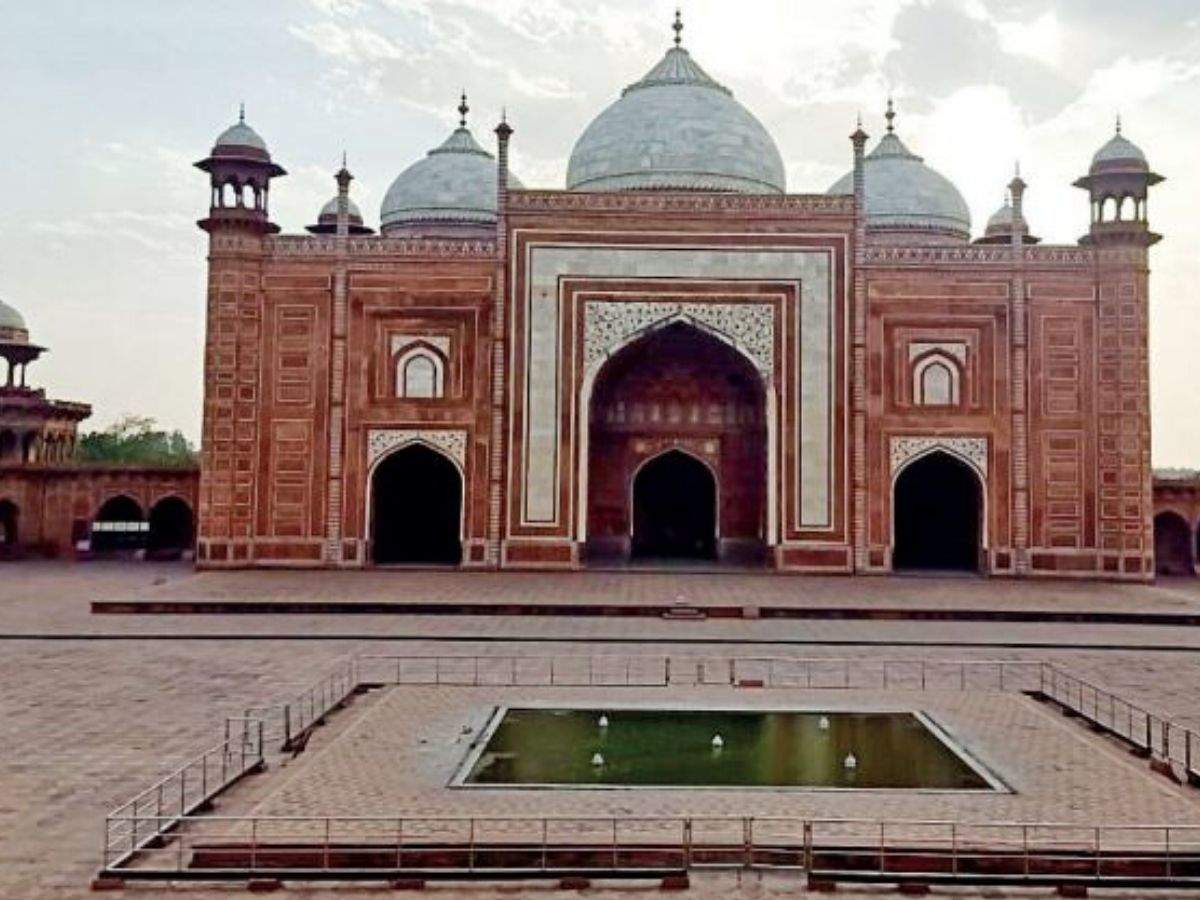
[488,116,513,568]
[850,121,869,572]
[1008,169,1029,574]
[324,163,353,565]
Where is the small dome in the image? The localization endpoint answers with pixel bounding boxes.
[986,199,1024,233]
[380,125,521,234]
[319,195,361,220]
[211,107,272,159]
[307,192,373,235]
[1091,128,1149,172]
[566,20,785,194]
[828,109,970,243]
[0,297,29,343]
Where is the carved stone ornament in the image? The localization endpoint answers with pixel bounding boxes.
[890,435,988,476]
[367,429,467,469]
[583,300,774,376]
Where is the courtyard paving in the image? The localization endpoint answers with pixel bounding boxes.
[1,562,1200,898]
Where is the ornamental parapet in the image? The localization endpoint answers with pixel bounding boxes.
[506,189,856,217]
[861,243,1099,268]
[267,235,497,259]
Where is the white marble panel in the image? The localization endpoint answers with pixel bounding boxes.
[520,240,834,530]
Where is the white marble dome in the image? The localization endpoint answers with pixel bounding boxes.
[566,42,785,194]
[829,119,971,242]
[319,195,364,221]
[1091,131,1148,171]
[0,297,29,343]
[380,126,522,233]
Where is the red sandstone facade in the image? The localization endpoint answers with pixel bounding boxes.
[192,26,1167,580]
[193,158,1161,580]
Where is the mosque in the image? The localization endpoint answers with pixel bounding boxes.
[191,12,1170,579]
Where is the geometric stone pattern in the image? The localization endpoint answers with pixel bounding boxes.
[890,435,988,476]
[367,428,467,470]
[583,300,774,376]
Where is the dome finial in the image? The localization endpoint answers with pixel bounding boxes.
[458,92,469,128]
[885,96,896,133]
[238,101,245,124]
[1115,113,1122,135]
[672,8,683,47]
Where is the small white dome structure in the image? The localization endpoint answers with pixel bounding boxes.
[380,95,522,237]
[0,297,28,343]
[566,11,785,194]
[828,101,970,244]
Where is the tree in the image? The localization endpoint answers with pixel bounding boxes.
[75,416,197,467]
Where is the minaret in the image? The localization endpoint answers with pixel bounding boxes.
[194,105,286,234]
[849,114,869,572]
[1076,118,1162,580]
[1074,117,1163,247]
[193,107,285,565]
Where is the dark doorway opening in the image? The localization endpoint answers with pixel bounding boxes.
[1154,512,1194,576]
[0,499,18,550]
[371,444,462,565]
[91,495,146,554]
[147,496,195,559]
[893,452,982,572]
[632,450,717,560]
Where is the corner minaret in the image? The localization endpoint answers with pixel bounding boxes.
[195,105,286,234]
[1075,118,1163,246]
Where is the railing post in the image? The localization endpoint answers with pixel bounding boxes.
[803,820,813,872]
[1022,825,1029,878]
[179,770,186,819]
[729,658,736,686]
[664,656,671,686]
[745,817,754,868]
[468,818,475,871]
[951,823,958,876]
[879,821,886,873]
[541,818,548,871]
[612,818,618,868]
[683,818,692,868]
[283,704,291,747]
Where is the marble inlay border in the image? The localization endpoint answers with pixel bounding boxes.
[890,435,988,477]
[367,428,467,470]
[583,301,774,377]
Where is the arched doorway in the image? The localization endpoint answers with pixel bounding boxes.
[1154,512,1194,576]
[91,495,145,554]
[0,499,18,549]
[585,322,767,565]
[371,444,462,565]
[147,496,195,559]
[893,452,983,572]
[632,451,717,560]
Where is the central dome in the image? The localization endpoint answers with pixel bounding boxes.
[566,24,785,194]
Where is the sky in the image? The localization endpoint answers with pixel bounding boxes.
[2,0,1199,465]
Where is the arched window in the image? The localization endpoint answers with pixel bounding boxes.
[913,354,960,406]
[395,347,445,399]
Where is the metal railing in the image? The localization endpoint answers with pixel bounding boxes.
[102,718,264,870]
[1040,663,1200,784]
[355,654,1044,693]
[98,814,1200,888]
[243,656,359,750]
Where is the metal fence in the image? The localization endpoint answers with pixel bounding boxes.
[102,718,264,870]
[99,814,1200,888]
[1040,663,1200,784]
[243,656,359,750]
[354,654,1044,693]
[100,653,1200,887]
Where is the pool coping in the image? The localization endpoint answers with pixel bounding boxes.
[449,701,1012,794]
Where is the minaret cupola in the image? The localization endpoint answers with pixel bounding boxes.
[195,105,287,233]
[1074,118,1163,246]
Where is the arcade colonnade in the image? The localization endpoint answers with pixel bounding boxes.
[0,467,199,559]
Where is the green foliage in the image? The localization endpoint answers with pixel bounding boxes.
[75,416,197,467]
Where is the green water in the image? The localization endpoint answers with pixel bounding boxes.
[465,708,991,789]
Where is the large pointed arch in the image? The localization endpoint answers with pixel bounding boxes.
[577,313,777,550]
[367,441,464,565]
